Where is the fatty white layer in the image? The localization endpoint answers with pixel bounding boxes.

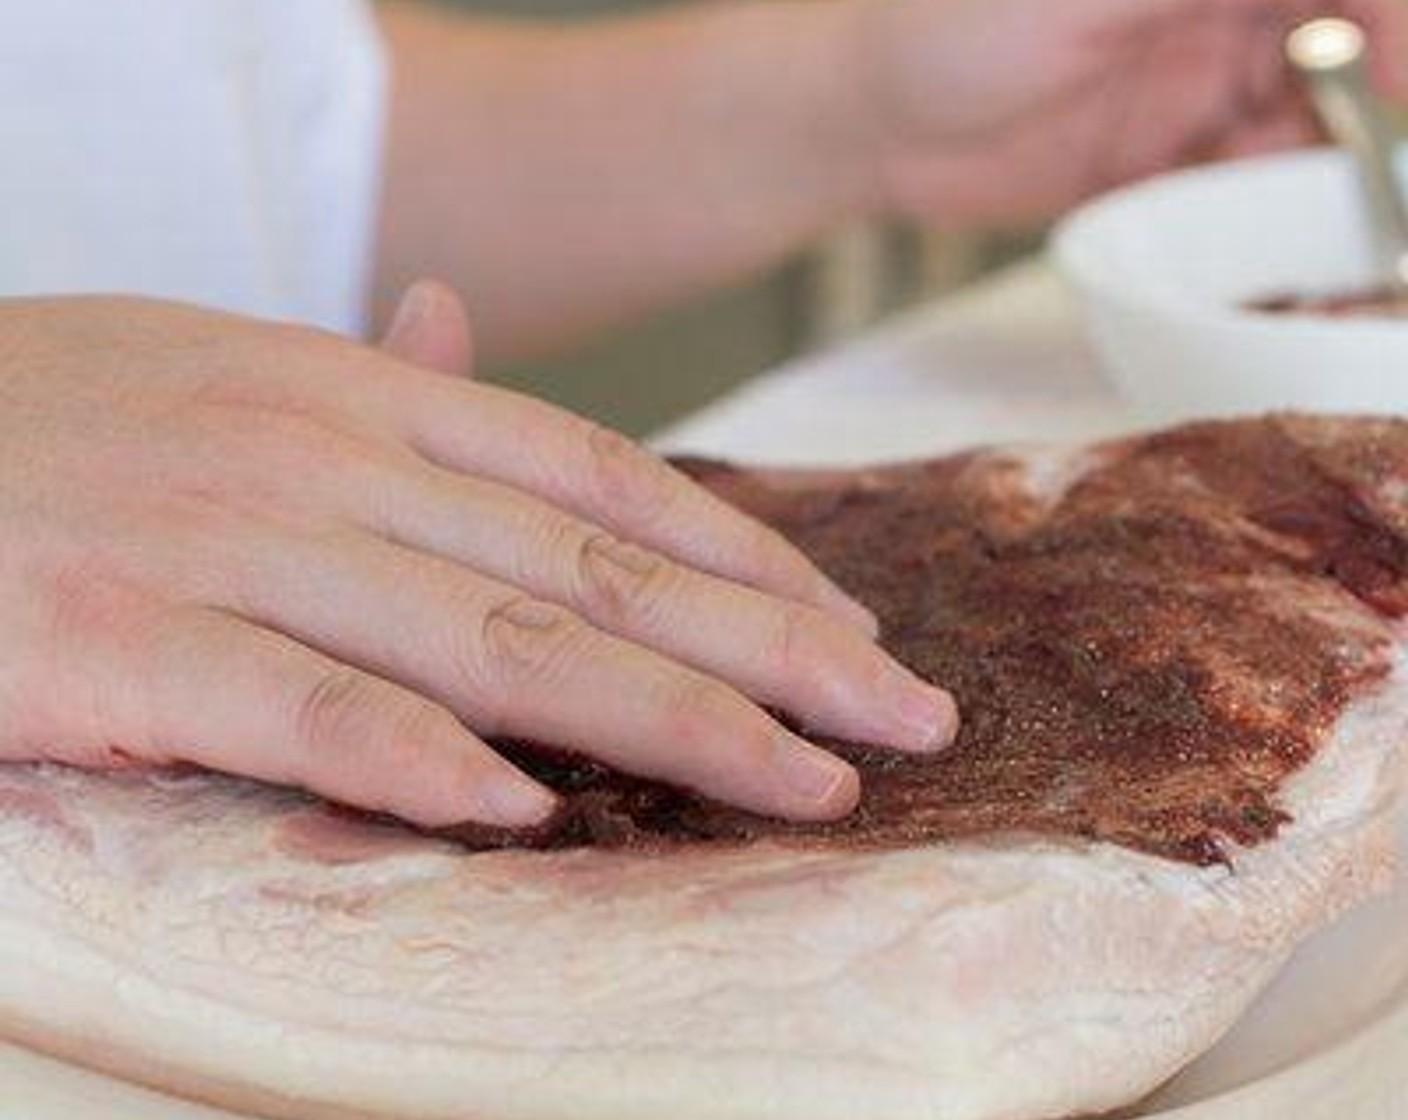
[0,643,1400,1120]
[0,438,1403,1120]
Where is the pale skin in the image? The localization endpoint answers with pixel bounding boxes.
[0,288,954,827]
[375,0,1408,359]
[2,0,1404,830]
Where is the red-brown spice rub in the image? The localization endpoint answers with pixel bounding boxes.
[1248,286,1408,319]
[439,415,1408,866]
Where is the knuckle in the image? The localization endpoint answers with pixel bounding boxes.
[571,532,677,626]
[293,668,390,761]
[766,601,826,680]
[472,595,588,698]
[245,416,402,515]
[655,675,743,751]
[293,668,457,784]
[196,391,394,485]
[254,411,362,468]
[580,423,674,523]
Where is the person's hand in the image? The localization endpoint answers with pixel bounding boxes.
[844,0,1408,226]
[0,285,957,829]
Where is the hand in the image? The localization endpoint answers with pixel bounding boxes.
[0,284,957,829]
[846,0,1408,226]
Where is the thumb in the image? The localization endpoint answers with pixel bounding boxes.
[381,279,476,378]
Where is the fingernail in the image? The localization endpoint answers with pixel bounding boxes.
[774,738,859,809]
[891,680,960,753]
[481,773,558,827]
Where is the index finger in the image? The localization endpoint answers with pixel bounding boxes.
[374,370,878,633]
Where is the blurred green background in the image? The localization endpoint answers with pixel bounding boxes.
[494,264,812,441]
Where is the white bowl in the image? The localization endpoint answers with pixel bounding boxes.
[1054,147,1408,421]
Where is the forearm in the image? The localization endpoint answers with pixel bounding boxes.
[373,1,878,362]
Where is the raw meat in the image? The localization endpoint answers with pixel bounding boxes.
[0,414,1405,1120]
[445,415,1408,865]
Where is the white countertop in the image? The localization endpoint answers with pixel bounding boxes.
[2,260,1404,1120]
[656,259,1129,463]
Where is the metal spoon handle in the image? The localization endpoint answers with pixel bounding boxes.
[1288,17,1408,290]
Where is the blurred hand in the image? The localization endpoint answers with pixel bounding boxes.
[848,0,1408,225]
[0,285,957,829]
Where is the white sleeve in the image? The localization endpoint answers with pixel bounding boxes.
[0,0,387,337]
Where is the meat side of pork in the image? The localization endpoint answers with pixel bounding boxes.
[0,414,1405,1120]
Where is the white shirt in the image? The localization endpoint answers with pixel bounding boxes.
[0,0,386,336]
